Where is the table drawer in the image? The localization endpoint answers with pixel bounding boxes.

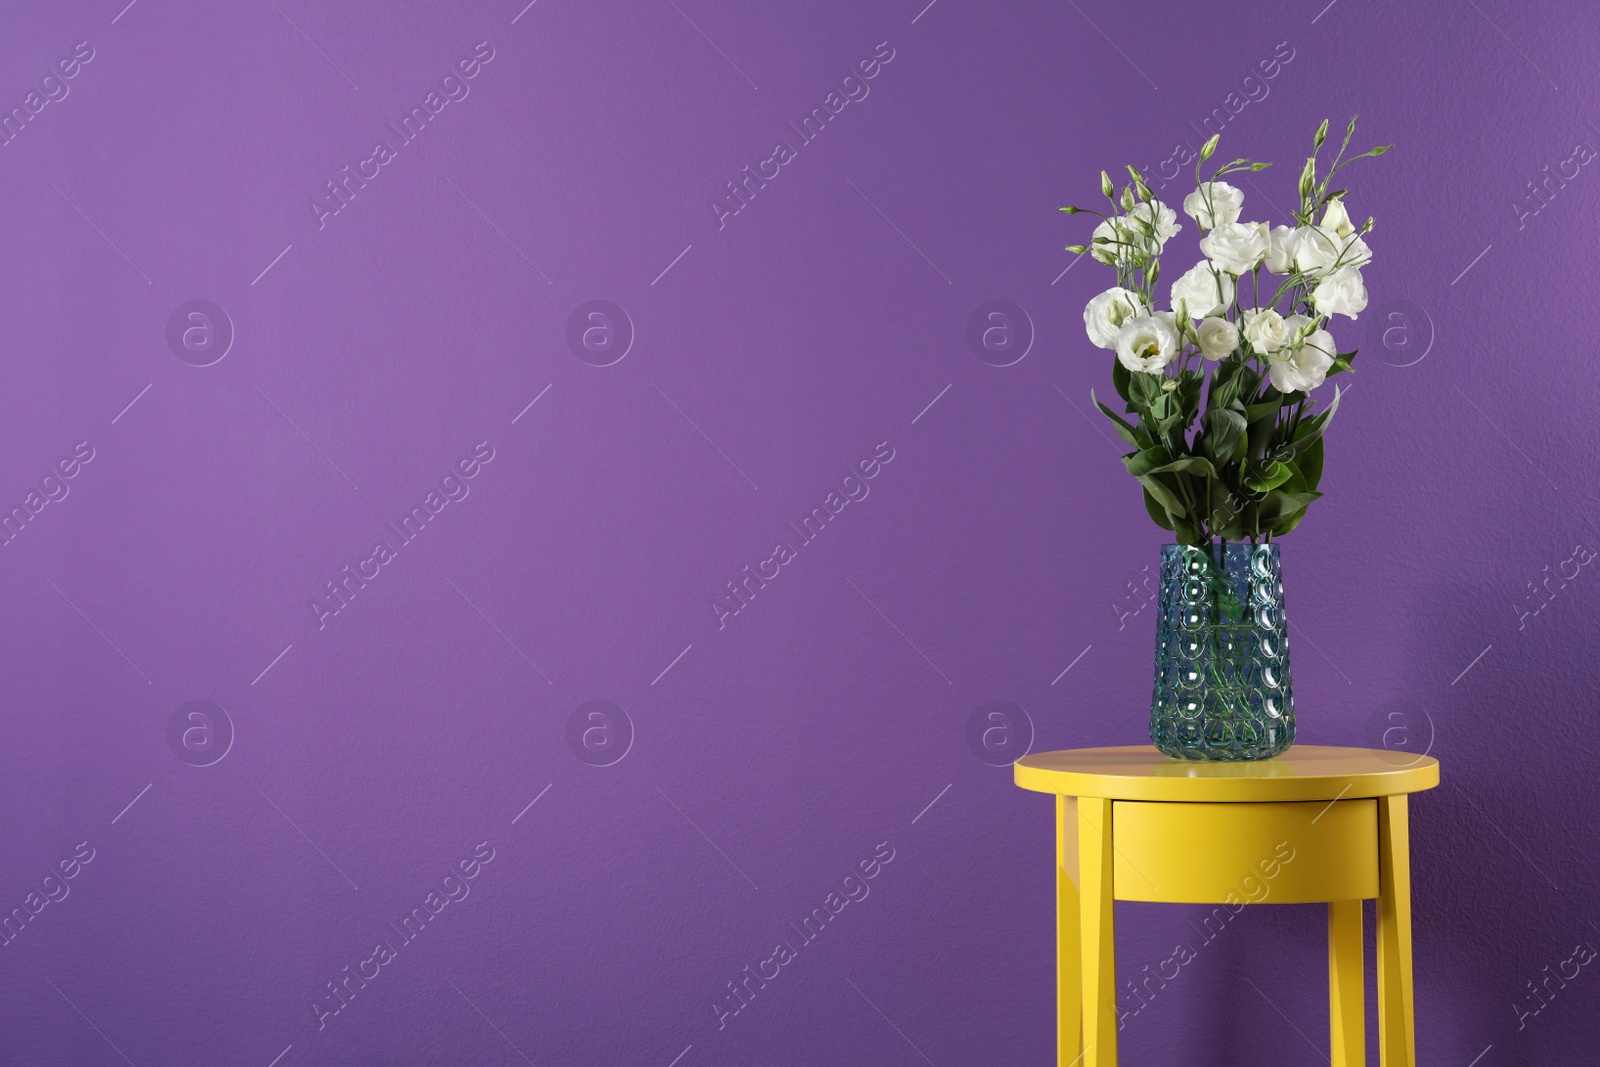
[1110,799,1378,904]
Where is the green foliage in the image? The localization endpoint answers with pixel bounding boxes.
[1069,117,1389,546]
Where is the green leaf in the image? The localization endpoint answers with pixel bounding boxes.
[1092,390,1144,449]
[1292,384,1343,446]
[1128,371,1162,408]
[1244,460,1294,493]
[1210,504,1249,542]
[1203,406,1248,464]
[1246,396,1283,425]
[1145,456,1218,478]
[1299,434,1325,492]
[1273,508,1309,537]
[1257,489,1323,526]
[1142,488,1175,531]
[1122,445,1174,477]
[1136,474,1188,519]
[1111,358,1134,406]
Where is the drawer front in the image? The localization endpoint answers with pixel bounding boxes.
[1110,799,1378,904]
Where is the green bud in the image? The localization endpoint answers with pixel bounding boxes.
[1161,379,1178,393]
[1248,161,1272,171]
[1119,185,1135,211]
[1370,144,1393,156]
[1108,302,1130,328]
[1065,244,1088,254]
[1101,170,1115,199]
[1200,134,1220,162]
[1059,205,1081,214]
[1298,157,1316,199]
[1314,118,1329,148]
[1135,179,1153,202]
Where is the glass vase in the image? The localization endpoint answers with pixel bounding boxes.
[1149,542,1294,761]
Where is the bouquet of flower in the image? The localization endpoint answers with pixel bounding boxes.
[1062,118,1390,546]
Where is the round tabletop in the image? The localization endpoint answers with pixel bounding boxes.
[1013,745,1439,803]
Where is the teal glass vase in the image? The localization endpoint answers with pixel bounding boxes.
[1149,543,1294,761]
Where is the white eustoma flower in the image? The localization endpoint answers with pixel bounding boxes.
[1312,266,1369,318]
[1170,261,1234,318]
[1127,200,1182,249]
[1242,308,1292,354]
[1321,198,1355,239]
[1264,225,1299,274]
[1292,225,1338,275]
[1196,316,1239,361]
[1268,327,1337,393]
[1293,225,1370,275]
[1083,286,1148,349]
[1200,221,1270,276]
[1182,181,1244,228]
[1338,232,1373,269]
[1114,314,1180,373]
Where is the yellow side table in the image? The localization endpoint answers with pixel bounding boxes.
[1014,745,1439,1067]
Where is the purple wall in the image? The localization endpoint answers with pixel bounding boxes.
[1,0,1595,1063]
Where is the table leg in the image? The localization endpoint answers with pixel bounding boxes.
[1057,796,1081,1066]
[1077,796,1116,1067]
[1329,899,1364,1066]
[1377,794,1415,1066]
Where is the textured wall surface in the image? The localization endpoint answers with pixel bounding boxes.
[1,1,1596,1064]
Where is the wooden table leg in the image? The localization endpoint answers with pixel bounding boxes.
[1377,794,1415,1066]
[1329,899,1364,1066]
[1077,796,1116,1067]
[1057,796,1081,1066]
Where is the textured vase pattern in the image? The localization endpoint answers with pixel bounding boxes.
[1149,543,1294,761]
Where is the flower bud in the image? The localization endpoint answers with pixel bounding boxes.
[1314,119,1329,148]
[1065,244,1088,254]
[1119,185,1136,211]
[1298,157,1316,199]
[1200,134,1220,162]
[1101,170,1115,199]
